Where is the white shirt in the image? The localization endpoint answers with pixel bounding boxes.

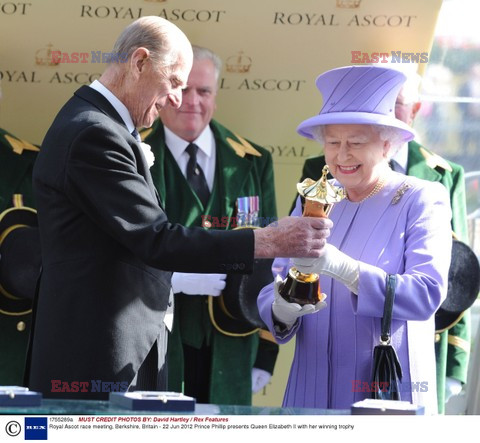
[163,125,216,191]
[391,143,409,175]
[89,80,136,135]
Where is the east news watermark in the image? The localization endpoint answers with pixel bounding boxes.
[51,379,129,393]
[351,380,429,393]
[351,50,429,64]
[51,51,129,64]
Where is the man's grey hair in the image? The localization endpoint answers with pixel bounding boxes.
[192,45,222,84]
[112,16,190,69]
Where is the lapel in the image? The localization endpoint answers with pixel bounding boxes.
[75,86,161,206]
[0,129,37,212]
[406,141,442,183]
[142,123,168,209]
[211,120,254,220]
[74,85,126,128]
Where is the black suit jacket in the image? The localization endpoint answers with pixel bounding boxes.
[28,86,254,399]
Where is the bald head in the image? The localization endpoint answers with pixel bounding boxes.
[100,16,193,129]
[112,16,192,70]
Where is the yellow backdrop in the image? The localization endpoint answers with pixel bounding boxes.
[0,0,442,406]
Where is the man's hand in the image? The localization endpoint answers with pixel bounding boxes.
[253,216,332,258]
[171,273,227,296]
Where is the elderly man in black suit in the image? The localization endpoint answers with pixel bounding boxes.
[27,16,331,400]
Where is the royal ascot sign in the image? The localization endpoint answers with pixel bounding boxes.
[0,0,442,217]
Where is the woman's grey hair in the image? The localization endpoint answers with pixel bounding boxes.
[112,16,190,69]
[192,45,222,84]
[311,124,405,156]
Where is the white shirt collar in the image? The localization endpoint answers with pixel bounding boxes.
[163,124,216,189]
[89,80,136,134]
[163,125,214,162]
[391,143,409,174]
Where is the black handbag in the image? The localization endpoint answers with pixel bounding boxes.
[371,274,403,400]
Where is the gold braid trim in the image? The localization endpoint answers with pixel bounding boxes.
[448,335,470,353]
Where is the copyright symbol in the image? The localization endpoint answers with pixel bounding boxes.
[5,421,21,437]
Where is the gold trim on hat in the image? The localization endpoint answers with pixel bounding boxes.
[0,307,32,317]
[0,224,28,249]
[435,310,465,334]
[0,223,31,303]
[0,205,37,315]
[208,295,259,337]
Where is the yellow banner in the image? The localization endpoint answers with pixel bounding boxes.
[0,0,442,406]
[1,0,442,217]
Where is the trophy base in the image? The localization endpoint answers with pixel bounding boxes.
[279,268,325,306]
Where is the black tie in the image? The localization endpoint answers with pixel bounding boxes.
[185,143,210,207]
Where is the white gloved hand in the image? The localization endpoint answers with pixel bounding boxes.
[293,243,360,294]
[445,377,463,402]
[251,367,272,393]
[272,275,327,329]
[171,272,227,296]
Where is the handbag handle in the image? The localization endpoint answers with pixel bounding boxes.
[380,274,397,344]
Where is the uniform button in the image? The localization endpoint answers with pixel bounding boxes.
[17,321,26,332]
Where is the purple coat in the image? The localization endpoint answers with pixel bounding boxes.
[258,172,452,414]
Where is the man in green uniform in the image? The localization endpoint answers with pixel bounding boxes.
[295,66,470,414]
[143,45,278,405]
[0,84,40,385]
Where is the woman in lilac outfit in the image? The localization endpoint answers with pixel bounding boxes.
[257,66,452,414]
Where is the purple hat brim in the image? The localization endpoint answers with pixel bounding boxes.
[297,112,415,143]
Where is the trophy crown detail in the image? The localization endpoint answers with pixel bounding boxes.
[297,165,345,204]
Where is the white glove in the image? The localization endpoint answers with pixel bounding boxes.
[272,275,327,329]
[445,377,463,402]
[251,367,272,393]
[171,272,227,296]
[293,243,360,294]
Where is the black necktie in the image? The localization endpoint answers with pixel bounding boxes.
[185,143,210,207]
[131,128,141,142]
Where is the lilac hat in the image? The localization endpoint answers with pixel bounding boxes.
[297,65,415,142]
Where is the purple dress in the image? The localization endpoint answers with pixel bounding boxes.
[257,172,452,414]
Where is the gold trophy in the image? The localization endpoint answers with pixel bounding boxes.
[279,165,345,305]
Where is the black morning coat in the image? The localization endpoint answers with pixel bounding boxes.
[27,86,254,400]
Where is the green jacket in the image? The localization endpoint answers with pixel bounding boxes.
[298,140,470,414]
[144,119,278,405]
[0,127,39,385]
